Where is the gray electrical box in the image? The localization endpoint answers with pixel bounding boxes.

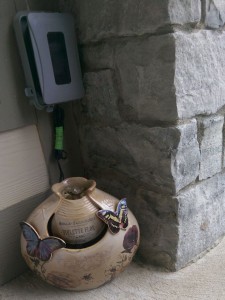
[14,11,84,110]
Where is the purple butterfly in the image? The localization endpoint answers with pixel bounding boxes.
[20,221,66,261]
[96,198,128,234]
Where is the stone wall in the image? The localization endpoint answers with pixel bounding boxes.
[59,0,225,270]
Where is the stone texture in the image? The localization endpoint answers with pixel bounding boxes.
[81,43,114,71]
[80,120,199,195]
[26,0,60,11]
[176,171,225,270]
[175,30,225,119]
[198,115,224,180]
[171,120,200,191]
[82,70,121,125]
[131,171,225,270]
[205,0,225,28]
[130,188,179,270]
[60,0,225,272]
[81,35,178,123]
[59,0,201,44]
[115,35,177,123]
[83,29,225,123]
[169,0,201,24]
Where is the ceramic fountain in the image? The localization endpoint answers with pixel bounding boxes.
[20,177,140,291]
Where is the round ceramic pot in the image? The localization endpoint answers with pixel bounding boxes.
[20,177,140,291]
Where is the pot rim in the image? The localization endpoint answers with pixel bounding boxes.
[52,177,96,200]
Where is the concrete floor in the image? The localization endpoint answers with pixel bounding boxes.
[1,238,225,300]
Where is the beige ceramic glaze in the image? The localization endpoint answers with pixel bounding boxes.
[20,177,140,291]
[51,178,105,244]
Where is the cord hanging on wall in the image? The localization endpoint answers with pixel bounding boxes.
[53,106,67,182]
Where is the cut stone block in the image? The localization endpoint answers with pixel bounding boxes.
[81,43,114,71]
[129,188,179,270]
[83,70,121,125]
[115,35,177,123]
[176,171,225,270]
[132,171,225,270]
[82,30,225,123]
[59,0,201,44]
[59,0,225,272]
[80,120,200,195]
[169,0,201,24]
[171,120,200,191]
[198,115,224,180]
[25,0,60,11]
[205,0,225,28]
[175,30,225,119]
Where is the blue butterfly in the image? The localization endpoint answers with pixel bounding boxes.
[97,198,128,234]
[20,221,66,261]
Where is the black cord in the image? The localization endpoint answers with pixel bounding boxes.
[56,159,65,182]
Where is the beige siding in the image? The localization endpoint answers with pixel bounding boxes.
[0,192,50,285]
[0,125,49,210]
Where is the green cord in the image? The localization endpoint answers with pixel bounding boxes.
[55,126,64,151]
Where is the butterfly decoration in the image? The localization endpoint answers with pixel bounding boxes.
[96,198,128,234]
[20,221,66,262]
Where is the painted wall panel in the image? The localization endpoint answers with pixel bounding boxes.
[0,125,49,210]
[0,0,36,132]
